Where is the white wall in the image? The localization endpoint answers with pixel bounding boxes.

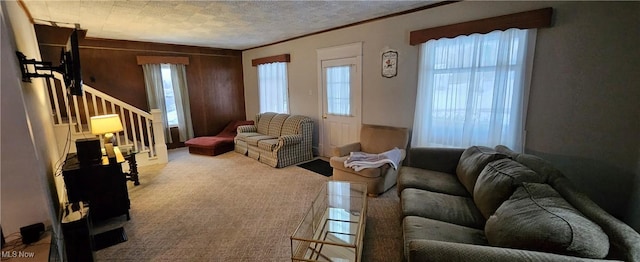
[242,1,557,127]
[1,0,64,242]
[242,1,640,231]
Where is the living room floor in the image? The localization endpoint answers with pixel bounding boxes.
[94,148,403,261]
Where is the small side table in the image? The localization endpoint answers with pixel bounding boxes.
[122,151,140,186]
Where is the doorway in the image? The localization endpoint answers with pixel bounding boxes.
[316,43,362,157]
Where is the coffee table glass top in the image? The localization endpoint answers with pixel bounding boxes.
[291,181,367,262]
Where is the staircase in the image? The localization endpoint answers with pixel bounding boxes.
[46,72,168,167]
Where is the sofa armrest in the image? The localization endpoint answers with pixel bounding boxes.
[408,240,605,262]
[278,134,302,147]
[406,147,464,174]
[237,125,257,133]
[549,174,640,262]
[332,142,362,157]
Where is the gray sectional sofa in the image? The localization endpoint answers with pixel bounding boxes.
[398,146,640,262]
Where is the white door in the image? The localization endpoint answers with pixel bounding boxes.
[320,57,361,157]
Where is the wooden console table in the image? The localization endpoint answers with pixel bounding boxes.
[122,151,140,186]
[62,153,131,222]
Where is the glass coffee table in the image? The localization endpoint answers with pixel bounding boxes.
[291,181,368,262]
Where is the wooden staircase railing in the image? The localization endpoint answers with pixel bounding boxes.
[45,72,167,165]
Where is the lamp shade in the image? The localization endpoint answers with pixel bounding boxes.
[90,114,123,135]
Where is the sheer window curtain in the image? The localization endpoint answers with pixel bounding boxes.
[169,64,194,142]
[326,66,351,116]
[142,64,194,143]
[412,28,536,152]
[258,62,289,113]
[142,64,172,143]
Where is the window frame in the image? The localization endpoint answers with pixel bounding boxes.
[411,28,536,152]
[257,61,290,114]
[252,54,291,114]
[160,64,179,127]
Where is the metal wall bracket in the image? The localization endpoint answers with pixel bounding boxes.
[16,51,59,82]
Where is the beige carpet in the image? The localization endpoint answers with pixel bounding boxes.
[95,148,403,261]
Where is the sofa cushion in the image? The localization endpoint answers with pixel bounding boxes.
[515,153,564,180]
[397,167,470,197]
[256,112,277,134]
[516,150,640,261]
[545,173,640,261]
[403,216,488,245]
[360,124,409,154]
[401,188,485,229]
[235,132,261,142]
[281,115,307,135]
[485,182,610,259]
[494,145,519,159]
[456,146,508,195]
[245,135,277,146]
[257,139,279,151]
[474,159,547,219]
[403,216,487,259]
[330,155,385,178]
[406,147,464,174]
[267,114,289,136]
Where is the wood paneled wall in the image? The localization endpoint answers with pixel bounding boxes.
[34,25,246,137]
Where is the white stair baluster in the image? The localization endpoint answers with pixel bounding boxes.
[47,72,167,167]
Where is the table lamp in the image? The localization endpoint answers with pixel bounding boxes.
[90,114,123,160]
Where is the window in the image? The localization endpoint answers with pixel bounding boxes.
[141,63,194,143]
[258,62,289,113]
[325,66,352,116]
[160,64,178,127]
[412,28,535,152]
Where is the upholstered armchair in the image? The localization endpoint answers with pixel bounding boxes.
[329,124,409,196]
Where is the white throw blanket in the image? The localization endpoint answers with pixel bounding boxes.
[344,147,402,172]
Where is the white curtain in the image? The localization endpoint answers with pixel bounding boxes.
[326,66,351,116]
[169,64,194,142]
[142,64,172,143]
[412,28,535,152]
[258,62,289,113]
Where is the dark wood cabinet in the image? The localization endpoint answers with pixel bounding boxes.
[62,153,130,222]
[62,203,95,261]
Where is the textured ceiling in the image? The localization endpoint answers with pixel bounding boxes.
[22,1,438,50]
